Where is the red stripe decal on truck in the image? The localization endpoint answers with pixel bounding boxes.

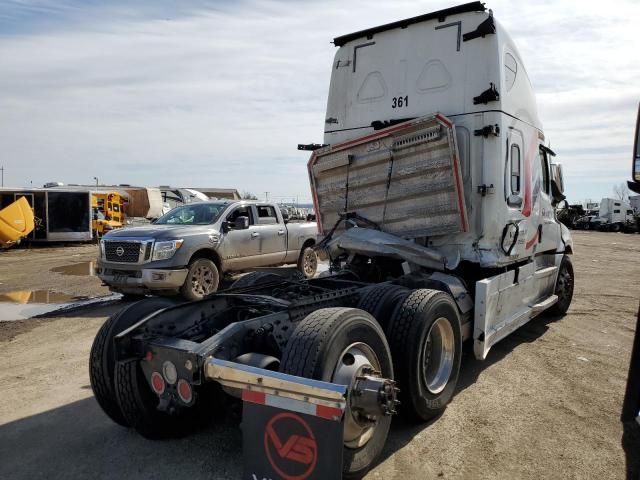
[242,390,266,404]
[315,404,343,421]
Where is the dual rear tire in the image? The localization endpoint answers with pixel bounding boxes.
[280,289,462,477]
[89,297,215,439]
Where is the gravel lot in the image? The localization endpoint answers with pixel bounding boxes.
[0,231,638,479]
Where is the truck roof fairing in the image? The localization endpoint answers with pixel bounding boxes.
[332,1,486,47]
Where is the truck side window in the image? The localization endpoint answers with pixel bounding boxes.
[226,206,253,227]
[256,205,278,224]
[540,149,550,194]
[510,144,521,195]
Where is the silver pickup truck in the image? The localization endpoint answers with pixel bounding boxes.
[96,200,318,300]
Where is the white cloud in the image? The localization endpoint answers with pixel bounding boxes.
[0,0,638,203]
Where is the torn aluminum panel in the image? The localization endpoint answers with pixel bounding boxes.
[326,227,447,271]
[309,113,468,239]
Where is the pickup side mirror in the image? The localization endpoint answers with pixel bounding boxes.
[234,216,250,230]
[221,221,229,233]
[550,163,566,206]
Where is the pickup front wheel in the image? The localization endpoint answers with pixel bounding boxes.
[297,246,318,278]
[180,258,219,301]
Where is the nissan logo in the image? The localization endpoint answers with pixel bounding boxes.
[116,246,125,257]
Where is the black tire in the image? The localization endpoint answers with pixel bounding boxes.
[297,246,318,278]
[114,360,214,439]
[120,293,146,302]
[387,289,462,422]
[180,258,219,301]
[230,271,285,289]
[546,255,574,316]
[89,297,178,426]
[280,308,393,479]
[357,284,411,332]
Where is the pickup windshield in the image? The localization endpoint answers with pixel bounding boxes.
[155,203,227,225]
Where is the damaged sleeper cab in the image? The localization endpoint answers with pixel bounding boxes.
[89,3,574,478]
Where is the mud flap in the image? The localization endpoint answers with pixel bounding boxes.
[242,390,345,480]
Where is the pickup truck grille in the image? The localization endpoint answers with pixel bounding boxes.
[104,241,143,263]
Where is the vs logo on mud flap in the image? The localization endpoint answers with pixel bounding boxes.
[263,413,318,480]
[243,400,343,480]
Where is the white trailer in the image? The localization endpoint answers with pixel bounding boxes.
[0,188,93,242]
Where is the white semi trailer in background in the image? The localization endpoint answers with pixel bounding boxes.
[90,3,575,478]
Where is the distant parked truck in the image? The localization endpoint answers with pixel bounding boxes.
[96,200,319,300]
[0,196,35,248]
[597,197,635,232]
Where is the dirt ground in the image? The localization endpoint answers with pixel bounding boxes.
[0,231,638,479]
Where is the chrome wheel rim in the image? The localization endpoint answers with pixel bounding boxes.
[303,250,317,277]
[191,264,215,296]
[332,342,381,449]
[422,317,455,395]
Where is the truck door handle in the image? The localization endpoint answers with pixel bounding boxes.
[251,232,260,238]
[278,230,285,235]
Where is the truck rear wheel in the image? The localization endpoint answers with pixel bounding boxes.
[387,289,462,422]
[297,246,318,278]
[546,255,574,316]
[280,308,394,479]
[357,284,411,331]
[180,258,219,301]
[114,359,214,439]
[89,297,179,426]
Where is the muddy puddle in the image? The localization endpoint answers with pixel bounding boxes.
[0,289,118,321]
[50,261,96,276]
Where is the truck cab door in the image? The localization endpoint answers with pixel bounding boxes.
[251,205,287,266]
[538,147,559,253]
[221,205,260,271]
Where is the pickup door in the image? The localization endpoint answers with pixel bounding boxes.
[222,204,287,271]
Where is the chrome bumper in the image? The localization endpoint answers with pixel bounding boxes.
[97,266,188,292]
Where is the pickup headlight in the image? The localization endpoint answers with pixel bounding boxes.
[152,239,184,261]
[99,239,105,258]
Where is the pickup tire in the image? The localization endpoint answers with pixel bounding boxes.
[297,246,318,278]
[546,255,574,316]
[357,284,411,331]
[387,289,462,422]
[280,307,393,479]
[89,297,179,426]
[180,258,219,301]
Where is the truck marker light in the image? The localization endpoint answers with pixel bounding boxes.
[150,372,165,395]
[177,379,193,404]
[162,361,178,385]
[144,351,153,361]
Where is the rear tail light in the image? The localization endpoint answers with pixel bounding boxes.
[150,372,165,395]
[177,379,193,404]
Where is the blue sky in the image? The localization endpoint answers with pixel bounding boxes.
[0,0,638,204]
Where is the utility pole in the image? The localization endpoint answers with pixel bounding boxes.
[1,166,4,187]
[93,176,99,186]
[264,191,269,202]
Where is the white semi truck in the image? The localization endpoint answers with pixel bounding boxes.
[89,3,574,478]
